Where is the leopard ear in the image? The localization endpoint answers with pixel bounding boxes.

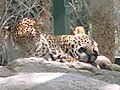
[74,26,86,35]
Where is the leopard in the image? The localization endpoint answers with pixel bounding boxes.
[34,33,79,63]
[34,25,99,64]
[6,17,99,66]
[73,26,99,54]
[50,26,98,64]
[6,18,39,54]
[5,17,78,63]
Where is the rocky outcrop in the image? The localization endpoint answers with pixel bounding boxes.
[96,55,120,71]
[0,73,119,90]
[0,57,119,90]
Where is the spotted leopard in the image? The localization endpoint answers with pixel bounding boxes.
[6,18,78,63]
[6,18,99,66]
[73,26,99,54]
[57,33,98,64]
[6,18,39,53]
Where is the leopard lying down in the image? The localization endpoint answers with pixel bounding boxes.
[6,17,99,66]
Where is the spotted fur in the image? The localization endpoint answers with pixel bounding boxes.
[6,18,99,65]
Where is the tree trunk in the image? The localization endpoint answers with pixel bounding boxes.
[90,0,115,63]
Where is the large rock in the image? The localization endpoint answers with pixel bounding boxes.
[95,55,120,71]
[0,73,119,90]
[6,57,96,73]
[0,57,119,90]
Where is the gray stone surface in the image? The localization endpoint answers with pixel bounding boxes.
[0,73,119,90]
[0,57,120,90]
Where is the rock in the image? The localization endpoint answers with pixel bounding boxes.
[95,55,112,70]
[0,57,119,90]
[111,64,120,71]
[5,57,120,84]
[0,73,119,90]
[0,66,15,77]
[6,57,74,73]
[95,55,120,71]
[7,57,102,73]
